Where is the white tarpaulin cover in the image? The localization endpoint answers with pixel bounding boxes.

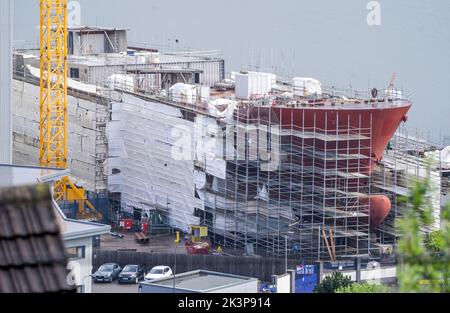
[208,98,237,121]
[443,146,450,168]
[108,93,202,231]
[27,65,98,94]
[293,77,322,97]
[194,170,206,189]
[107,74,135,92]
[192,117,227,180]
[169,83,197,104]
[425,146,450,169]
[205,159,227,180]
[256,184,269,201]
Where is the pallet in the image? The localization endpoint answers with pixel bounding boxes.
[134,232,149,244]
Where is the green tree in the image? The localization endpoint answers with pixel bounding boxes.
[313,271,352,293]
[336,283,389,293]
[425,230,445,254]
[396,172,450,293]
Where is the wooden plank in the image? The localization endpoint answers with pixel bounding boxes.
[323,229,334,261]
[329,227,337,262]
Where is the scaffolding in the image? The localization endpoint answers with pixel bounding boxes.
[198,105,374,260]
[372,126,443,247]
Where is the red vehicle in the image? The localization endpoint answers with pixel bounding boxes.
[185,241,210,255]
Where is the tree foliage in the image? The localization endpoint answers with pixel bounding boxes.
[425,230,445,254]
[336,283,389,293]
[396,172,450,293]
[313,271,352,293]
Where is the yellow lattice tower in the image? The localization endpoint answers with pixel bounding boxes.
[39,0,101,220]
[39,0,68,201]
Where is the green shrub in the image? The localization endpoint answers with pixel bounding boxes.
[396,170,450,293]
[336,283,389,293]
[313,271,352,293]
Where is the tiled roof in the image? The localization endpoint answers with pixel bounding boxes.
[0,184,73,293]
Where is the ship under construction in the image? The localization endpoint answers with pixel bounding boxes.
[12,26,413,261]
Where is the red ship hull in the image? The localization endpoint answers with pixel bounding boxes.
[272,103,411,162]
[237,101,411,228]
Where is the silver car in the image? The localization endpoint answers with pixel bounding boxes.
[93,263,122,283]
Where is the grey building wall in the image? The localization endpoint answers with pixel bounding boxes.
[0,0,12,164]
[158,60,225,87]
[69,30,128,56]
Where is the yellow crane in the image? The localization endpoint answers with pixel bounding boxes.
[39,0,101,220]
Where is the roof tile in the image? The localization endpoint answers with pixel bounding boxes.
[0,184,74,293]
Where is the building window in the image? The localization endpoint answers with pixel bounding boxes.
[194,73,200,84]
[66,246,86,260]
[70,68,80,79]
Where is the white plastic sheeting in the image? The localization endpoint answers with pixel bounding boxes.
[108,93,204,232]
[193,117,227,180]
[293,77,322,97]
[425,146,450,169]
[169,83,197,104]
[443,146,450,168]
[197,85,211,102]
[235,72,274,99]
[194,170,206,189]
[27,65,98,94]
[107,74,135,92]
[256,185,269,201]
[205,160,227,180]
[208,98,237,121]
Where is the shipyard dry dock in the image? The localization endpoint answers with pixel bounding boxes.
[12,26,442,261]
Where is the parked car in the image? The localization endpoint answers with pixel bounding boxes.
[92,263,122,283]
[118,264,145,284]
[144,266,173,281]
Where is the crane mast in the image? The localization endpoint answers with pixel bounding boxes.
[39,0,100,220]
[39,0,67,200]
